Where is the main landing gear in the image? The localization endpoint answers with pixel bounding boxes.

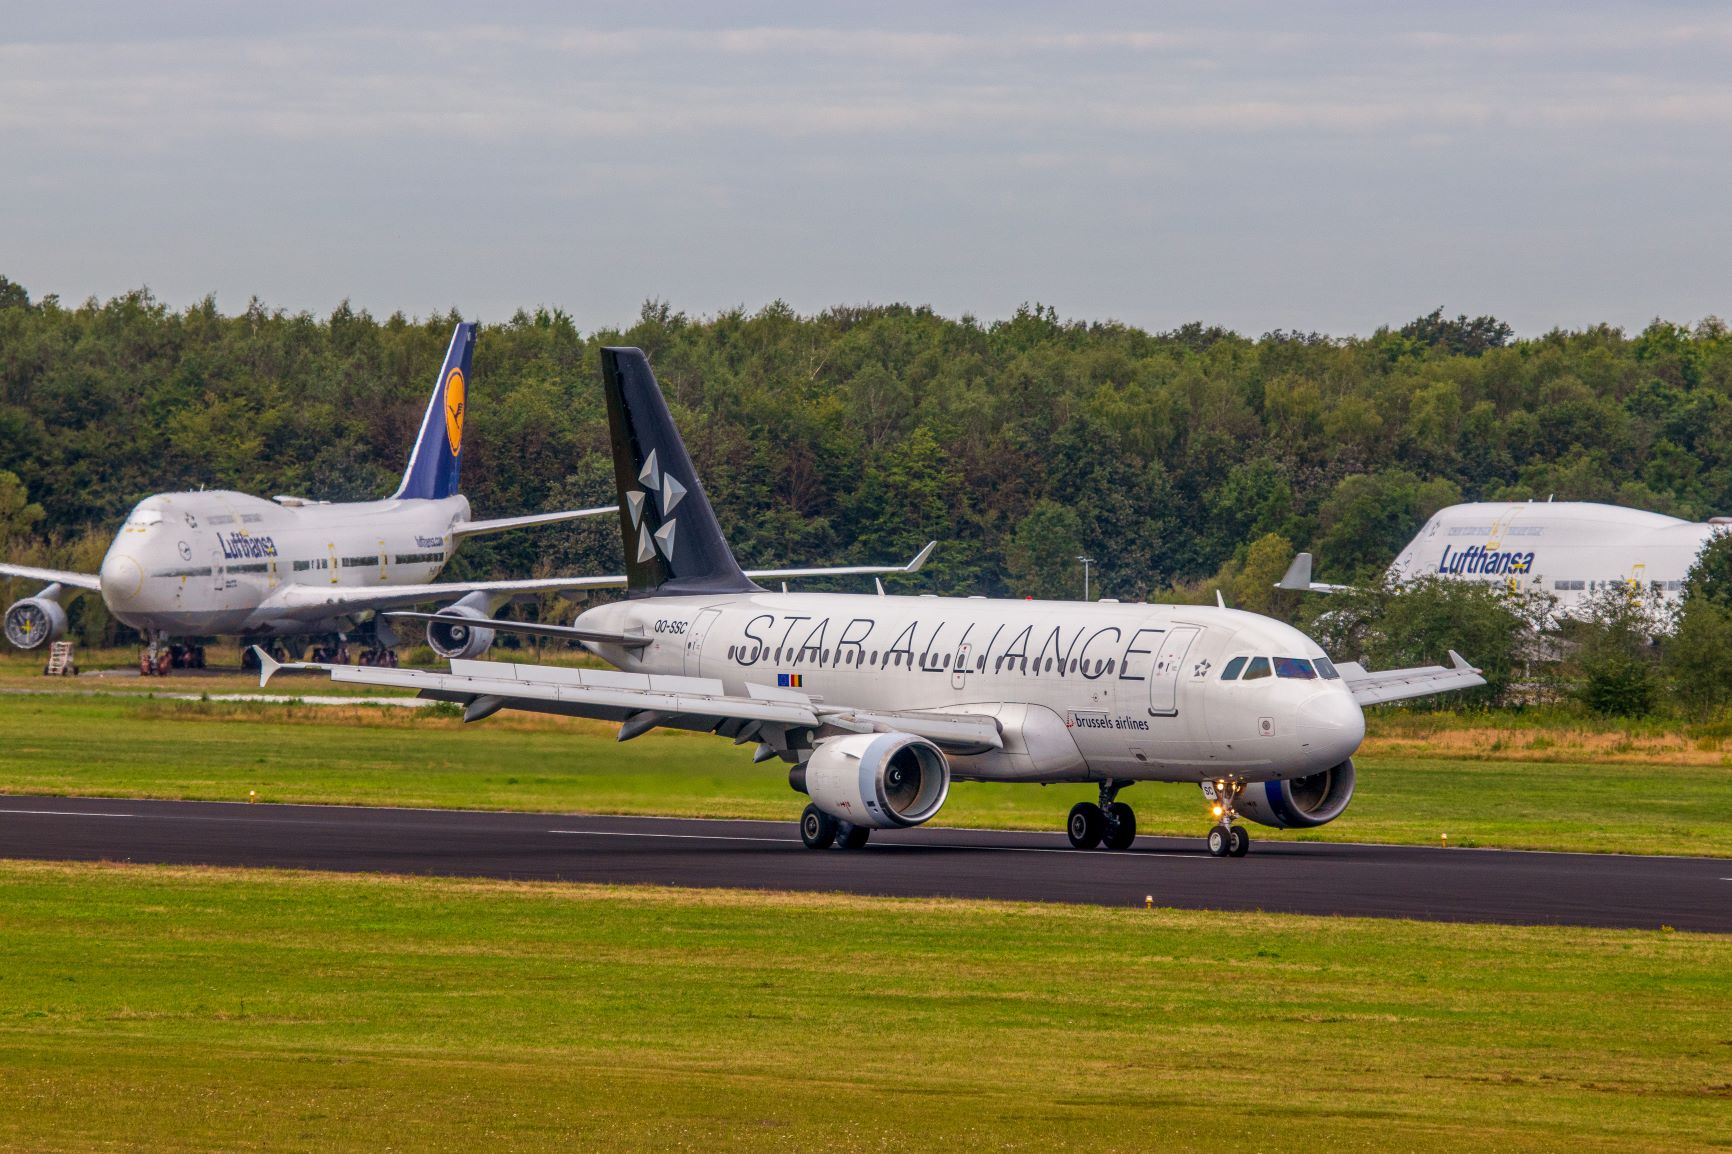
[1203,778,1250,858]
[1067,781,1136,851]
[800,803,870,851]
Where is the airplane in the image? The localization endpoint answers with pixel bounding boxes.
[1278,499,1730,615]
[258,346,1485,857]
[2,322,934,671]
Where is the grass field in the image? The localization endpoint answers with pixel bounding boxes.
[0,860,1726,1153]
[2,693,1731,856]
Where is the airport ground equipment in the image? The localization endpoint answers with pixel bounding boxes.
[263,347,1484,856]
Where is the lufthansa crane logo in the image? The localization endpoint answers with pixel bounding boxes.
[443,367,465,455]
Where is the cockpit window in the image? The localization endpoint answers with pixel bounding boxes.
[1314,656,1340,680]
[1220,656,1247,681]
[126,511,164,527]
[1274,657,1317,680]
[1241,656,1272,681]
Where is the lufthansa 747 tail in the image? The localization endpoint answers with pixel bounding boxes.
[393,322,477,501]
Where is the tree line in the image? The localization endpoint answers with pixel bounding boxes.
[3,275,1731,714]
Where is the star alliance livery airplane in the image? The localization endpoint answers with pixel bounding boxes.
[260,348,1484,856]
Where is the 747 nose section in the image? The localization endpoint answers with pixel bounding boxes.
[98,551,143,609]
[1296,688,1365,769]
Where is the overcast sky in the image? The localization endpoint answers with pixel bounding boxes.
[3,2,1728,335]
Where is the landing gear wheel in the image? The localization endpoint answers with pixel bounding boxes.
[800,804,837,850]
[1102,802,1137,850]
[836,823,870,850]
[1229,826,1250,857]
[1207,826,1231,857]
[1067,802,1105,849]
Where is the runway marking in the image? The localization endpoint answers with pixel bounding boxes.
[0,808,134,818]
[547,828,1196,859]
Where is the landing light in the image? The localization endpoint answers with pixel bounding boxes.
[1211,805,1223,817]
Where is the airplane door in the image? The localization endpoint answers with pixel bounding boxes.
[951,641,971,690]
[209,550,225,593]
[685,609,722,676]
[1148,626,1199,717]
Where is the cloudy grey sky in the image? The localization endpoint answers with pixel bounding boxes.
[3,2,1728,335]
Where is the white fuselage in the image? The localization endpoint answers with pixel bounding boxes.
[97,490,471,636]
[577,592,1365,786]
[1390,501,1724,613]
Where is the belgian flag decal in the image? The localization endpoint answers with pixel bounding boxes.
[777,673,803,688]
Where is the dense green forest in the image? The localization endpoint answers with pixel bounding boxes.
[2,274,1730,637]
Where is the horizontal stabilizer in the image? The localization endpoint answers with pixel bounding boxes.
[447,506,617,540]
[382,610,651,649]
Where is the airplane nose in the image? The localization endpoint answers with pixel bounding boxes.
[1296,689,1365,766]
[99,552,143,607]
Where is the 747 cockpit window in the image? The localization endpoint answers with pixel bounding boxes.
[1274,657,1316,679]
[1220,656,1248,680]
[1313,656,1340,680]
[1242,656,1272,681]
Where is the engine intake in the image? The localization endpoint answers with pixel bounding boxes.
[1238,759,1355,829]
[425,604,496,660]
[802,732,950,829]
[4,597,68,650]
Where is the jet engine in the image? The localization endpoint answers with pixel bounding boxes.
[4,596,68,650]
[1237,759,1356,829]
[424,604,496,660]
[797,732,950,829]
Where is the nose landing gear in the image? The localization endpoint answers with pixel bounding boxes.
[1066,781,1137,850]
[1203,778,1250,857]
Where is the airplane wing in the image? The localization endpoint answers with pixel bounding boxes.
[1275,553,1353,594]
[1335,650,1485,705]
[0,563,103,593]
[255,650,1003,755]
[253,543,940,620]
[447,505,617,540]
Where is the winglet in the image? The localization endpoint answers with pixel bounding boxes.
[252,645,279,687]
[1215,589,1226,609]
[1447,649,1480,674]
[904,541,937,573]
[1277,553,1314,591]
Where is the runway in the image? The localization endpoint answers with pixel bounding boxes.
[1,795,1726,931]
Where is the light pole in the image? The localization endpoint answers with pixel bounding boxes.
[1076,556,1095,601]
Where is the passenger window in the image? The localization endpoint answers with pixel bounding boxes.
[1221,656,1247,681]
[1242,657,1272,681]
[1274,657,1317,680]
[1314,656,1340,680]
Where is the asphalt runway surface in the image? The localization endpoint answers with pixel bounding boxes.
[2,795,1727,931]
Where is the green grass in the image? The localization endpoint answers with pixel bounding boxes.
[0,860,1726,1153]
[3,694,1731,856]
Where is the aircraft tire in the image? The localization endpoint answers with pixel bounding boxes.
[800,804,837,850]
[1102,803,1137,850]
[836,822,870,850]
[1067,803,1105,850]
[1229,826,1250,857]
[1207,826,1230,857]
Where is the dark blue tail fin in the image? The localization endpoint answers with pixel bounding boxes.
[601,347,759,597]
[392,322,476,500]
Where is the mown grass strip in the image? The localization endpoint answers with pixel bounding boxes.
[0,860,1727,1153]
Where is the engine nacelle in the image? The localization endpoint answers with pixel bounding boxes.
[1238,759,1356,829]
[800,732,950,830]
[425,604,496,660]
[4,596,68,650]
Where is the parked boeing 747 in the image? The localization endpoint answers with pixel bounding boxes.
[260,348,1484,856]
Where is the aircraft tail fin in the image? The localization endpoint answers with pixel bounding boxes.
[392,322,477,500]
[600,347,759,598]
